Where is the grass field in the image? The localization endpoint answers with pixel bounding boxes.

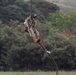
[0,71,76,75]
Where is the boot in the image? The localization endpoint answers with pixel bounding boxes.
[34,38,40,43]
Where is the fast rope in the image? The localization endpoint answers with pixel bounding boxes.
[38,42,59,75]
[29,0,59,75]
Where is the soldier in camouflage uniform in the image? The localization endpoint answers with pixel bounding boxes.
[24,13,40,43]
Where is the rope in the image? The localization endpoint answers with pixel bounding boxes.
[38,42,59,75]
[29,1,59,74]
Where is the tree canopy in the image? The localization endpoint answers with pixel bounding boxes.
[0,0,59,23]
[0,0,76,72]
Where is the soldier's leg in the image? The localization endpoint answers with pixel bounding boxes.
[35,29,39,38]
[28,29,32,37]
[35,29,40,42]
[29,27,36,38]
[29,27,40,43]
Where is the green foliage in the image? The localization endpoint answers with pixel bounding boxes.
[44,10,76,70]
[0,0,59,22]
[0,0,76,71]
[48,10,76,28]
[31,0,59,19]
[0,21,47,71]
[0,21,28,70]
[0,17,76,71]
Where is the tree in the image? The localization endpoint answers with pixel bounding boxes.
[31,0,59,19]
[0,0,59,23]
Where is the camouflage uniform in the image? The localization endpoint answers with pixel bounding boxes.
[24,14,40,42]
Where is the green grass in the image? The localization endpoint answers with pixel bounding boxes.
[0,71,76,75]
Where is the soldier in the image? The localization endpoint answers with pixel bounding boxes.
[24,13,40,43]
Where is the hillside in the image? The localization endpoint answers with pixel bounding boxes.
[0,0,76,71]
[45,0,76,13]
[0,0,59,22]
